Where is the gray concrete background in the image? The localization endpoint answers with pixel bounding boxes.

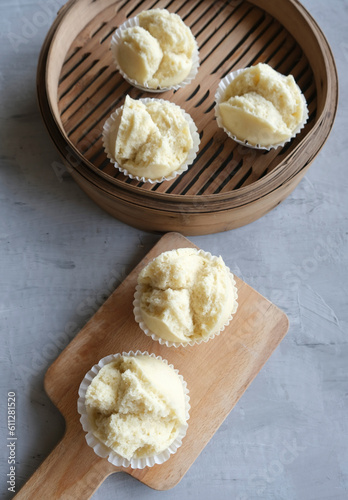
[0,0,347,499]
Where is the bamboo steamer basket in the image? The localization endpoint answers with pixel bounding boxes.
[37,0,338,235]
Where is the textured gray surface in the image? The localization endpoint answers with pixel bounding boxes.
[0,0,347,499]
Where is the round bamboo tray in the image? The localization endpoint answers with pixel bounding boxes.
[37,0,338,235]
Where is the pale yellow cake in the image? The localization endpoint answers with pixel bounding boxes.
[137,248,238,344]
[110,95,193,180]
[117,9,196,88]
[218,63,306,146]
[85,355,186,460]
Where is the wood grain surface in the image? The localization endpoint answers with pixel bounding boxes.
[14,232,289,499]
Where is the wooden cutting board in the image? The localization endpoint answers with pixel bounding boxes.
[15,232,289,499]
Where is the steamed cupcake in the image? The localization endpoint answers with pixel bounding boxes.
[134,248,238,347]
[102,95,199,182]
[78,352,190,468]
[111,9,199,91]
[215,63,308,149]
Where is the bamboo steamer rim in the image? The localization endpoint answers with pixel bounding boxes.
[39,0,338,205]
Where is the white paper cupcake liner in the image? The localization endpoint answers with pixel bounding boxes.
[214,67,309,151]
[77,351,190,469]
[133,249,239,348]
[102,97,200,183]
[110,16,200,93]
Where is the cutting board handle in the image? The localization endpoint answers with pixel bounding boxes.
[14,423,119,499]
